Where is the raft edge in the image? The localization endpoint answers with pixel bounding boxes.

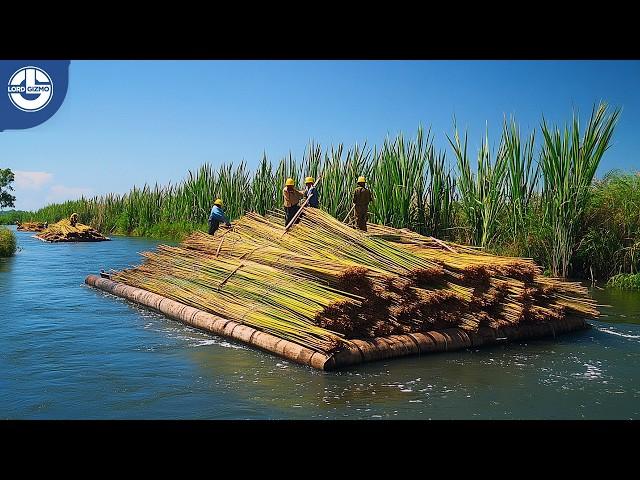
[85,274,592,371]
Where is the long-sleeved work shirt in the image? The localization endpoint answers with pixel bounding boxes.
[283,187,305,207]
[353,186,372,209]
[209,205,231,225]
[305,185,319,208]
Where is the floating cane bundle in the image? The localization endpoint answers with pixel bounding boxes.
[112,207,599,354]
[36,219,110,242]
[16,222,47,232]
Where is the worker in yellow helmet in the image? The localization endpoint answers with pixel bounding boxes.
[208,198,232,235]
[304,176,319,208]
[353,176,372,231]
[283,178,305,226]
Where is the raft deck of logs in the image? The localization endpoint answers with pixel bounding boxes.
[85,274,590,371]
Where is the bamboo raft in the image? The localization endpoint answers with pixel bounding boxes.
[85,274,589,370]
[86,208,597,370]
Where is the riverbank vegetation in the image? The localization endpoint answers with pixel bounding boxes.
[0,210,29,225]
[7,102,637,280]
[0,227,17,257]
[606,273,640,289]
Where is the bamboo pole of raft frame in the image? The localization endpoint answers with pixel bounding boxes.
[85,274,591,371]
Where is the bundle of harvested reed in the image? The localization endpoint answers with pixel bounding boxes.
[16,222,47,232]
[366,221,599,322]
[36,219,110,243]
[111,207,599,354]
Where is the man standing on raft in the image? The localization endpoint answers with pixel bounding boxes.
[353,176,372,231]
[283,178,305,226]
[208,198,232,235]
[304,176,319,208]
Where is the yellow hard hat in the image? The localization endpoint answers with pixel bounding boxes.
[214,198,223,207]
[357,176,366,184]
[285,178,295,186]
[305,176,314,184]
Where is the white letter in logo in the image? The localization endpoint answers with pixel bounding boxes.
[7,66,54,112]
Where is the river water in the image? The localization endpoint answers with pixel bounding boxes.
[1,226,638,419]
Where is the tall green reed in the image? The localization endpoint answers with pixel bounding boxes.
[425,145,454,239]
[503,117,539,245]
[540,102,620,277]
[448,122,509,248]
[369,128,428,232]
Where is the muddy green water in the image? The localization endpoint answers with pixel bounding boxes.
[1,226,638,419]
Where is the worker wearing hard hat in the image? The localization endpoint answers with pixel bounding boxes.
[283,178,305,226]
[353,176,372,231]
[208,198,232,235]
[304,176,319,208]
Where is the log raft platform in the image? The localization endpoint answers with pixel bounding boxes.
[85,274,591,371]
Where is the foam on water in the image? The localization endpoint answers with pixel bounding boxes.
[594,326,640,341]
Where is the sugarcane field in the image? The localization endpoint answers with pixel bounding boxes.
[1,59,639,423]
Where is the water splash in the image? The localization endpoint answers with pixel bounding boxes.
[594,326,640,341]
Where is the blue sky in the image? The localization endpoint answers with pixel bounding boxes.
[2,60,639,211]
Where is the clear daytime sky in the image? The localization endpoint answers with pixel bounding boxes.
[2,60,639,211]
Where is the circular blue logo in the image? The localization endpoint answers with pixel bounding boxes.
[7,66,54,112]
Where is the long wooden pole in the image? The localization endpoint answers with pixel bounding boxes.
[342,204,355,224]
[428,236,457,253]
[218,263,245,290]
[215,227,234,257]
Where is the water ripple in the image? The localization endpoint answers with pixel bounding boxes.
[2,229,640,419]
